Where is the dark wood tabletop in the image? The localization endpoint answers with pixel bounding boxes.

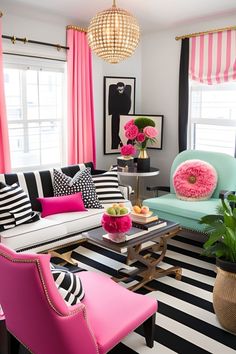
[85,220,180,253]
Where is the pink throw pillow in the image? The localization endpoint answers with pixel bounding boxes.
[173,159,218,201]
[37,192,87,218]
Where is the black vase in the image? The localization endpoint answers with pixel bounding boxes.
[137,157,150,172]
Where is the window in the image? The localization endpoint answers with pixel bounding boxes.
[3,55,66,171]
[188,81,236,156]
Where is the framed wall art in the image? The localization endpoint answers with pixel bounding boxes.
[119,114,164,150]
[104,76,136,154]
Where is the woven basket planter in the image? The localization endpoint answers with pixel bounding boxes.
[213,259,236,334]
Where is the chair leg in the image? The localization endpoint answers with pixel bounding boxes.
[0,320,21,354]
[0,320,30,354]
[143,313,156,348]
[0,320,9,354]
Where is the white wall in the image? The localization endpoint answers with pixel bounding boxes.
[93,48,142,170]
[141,14,236,197]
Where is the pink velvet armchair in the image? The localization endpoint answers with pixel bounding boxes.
[0,244,157,354]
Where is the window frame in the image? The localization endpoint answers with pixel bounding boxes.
[188,81,236,156]
[3,54,67,172]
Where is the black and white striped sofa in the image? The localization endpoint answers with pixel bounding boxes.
[0,163,131,253]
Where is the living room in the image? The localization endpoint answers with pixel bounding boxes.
[0,0,236,353]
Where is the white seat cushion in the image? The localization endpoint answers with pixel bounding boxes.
[45,209,104,235]
[0,218,67,251]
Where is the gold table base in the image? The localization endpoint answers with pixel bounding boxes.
[112,229,182,291]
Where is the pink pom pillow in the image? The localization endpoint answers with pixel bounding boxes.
[173,159,218,201]
[37,192,87,218]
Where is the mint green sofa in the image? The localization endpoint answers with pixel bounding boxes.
[143,150,236,232]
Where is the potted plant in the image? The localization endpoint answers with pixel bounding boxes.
[199,194,236,333]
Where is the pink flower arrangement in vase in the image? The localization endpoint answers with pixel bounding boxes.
[122,117,158,171]
[123,117,158,155]
[120,144,136,159]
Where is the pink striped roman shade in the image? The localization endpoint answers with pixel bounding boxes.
[189,30,236,84]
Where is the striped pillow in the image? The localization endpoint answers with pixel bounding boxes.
[50,264,84,305]
[92,171,125,203]
[0,182,33,230]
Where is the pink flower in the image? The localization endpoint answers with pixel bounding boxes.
[121,144,136,156]
[143,126,158,139]
[125,125,139,140]
[136,133,145,143]
[124,119,135,130]
[101,214,132,233]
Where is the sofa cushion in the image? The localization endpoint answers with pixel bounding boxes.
[144,194,221,231]
[79,271,157,354]
[50,264,85,305]
[144,194,221,221]
[53,169,102,209]
[173,159,218,201]
[45,209,104,235]
[38,192,87,217]
[92,171,125,203]
[0,182,33,230]
[0,218,67,251]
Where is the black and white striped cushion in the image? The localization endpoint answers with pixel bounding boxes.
[51,265,84,305]
[92,171,125,203]
[0,182,33,230]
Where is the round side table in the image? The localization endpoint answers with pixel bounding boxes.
[118,167,159,206]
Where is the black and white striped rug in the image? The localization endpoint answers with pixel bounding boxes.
[69,235,236,354]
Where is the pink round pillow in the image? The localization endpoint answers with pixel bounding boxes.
[173,159,218,201]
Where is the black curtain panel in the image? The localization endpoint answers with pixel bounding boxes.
[178,38,189,152]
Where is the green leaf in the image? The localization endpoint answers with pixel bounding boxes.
[134,117,155,129]
[227,194,236,203]
[200,214,223,225]
[203,226,225,249]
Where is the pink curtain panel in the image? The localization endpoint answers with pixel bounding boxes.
[0,18,11,173]
[67,28,96,166]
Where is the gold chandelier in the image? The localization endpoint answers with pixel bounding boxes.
[87,0,140,64]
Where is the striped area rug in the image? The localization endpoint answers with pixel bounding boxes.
[70,235,236,354]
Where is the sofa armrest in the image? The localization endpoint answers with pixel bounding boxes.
[119,184,133,200]
[147,186,170,197]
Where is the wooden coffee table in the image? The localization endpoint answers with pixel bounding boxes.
[86,220,182,291]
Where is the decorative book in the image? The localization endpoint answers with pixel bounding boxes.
[132,219,167,230]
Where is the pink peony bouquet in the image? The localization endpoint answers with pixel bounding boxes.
[123,117,158,151]
[120,144,137,157]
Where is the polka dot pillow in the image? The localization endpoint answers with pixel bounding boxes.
[173,159,218,201]
[53,168,102,208]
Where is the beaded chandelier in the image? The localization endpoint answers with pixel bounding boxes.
[87,0,140,64]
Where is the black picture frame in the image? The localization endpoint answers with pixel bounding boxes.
[104,76,136,155]
[119,114,164,150]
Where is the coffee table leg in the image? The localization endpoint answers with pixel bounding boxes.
[117,230,182,291]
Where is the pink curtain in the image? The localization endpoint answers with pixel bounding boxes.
[67,28,96,166]
[189,29,236,84]
[0,17,11,173]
